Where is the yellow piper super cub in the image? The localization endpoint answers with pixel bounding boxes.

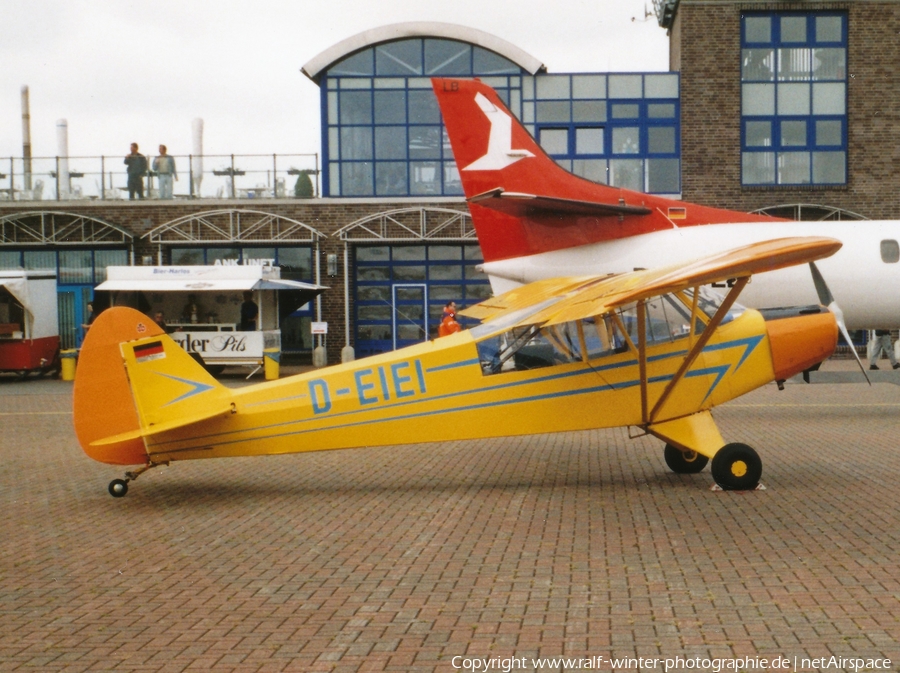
[75,237,844,497]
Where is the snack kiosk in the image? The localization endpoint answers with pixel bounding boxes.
[94,265,326,373]
[0,270,60,377]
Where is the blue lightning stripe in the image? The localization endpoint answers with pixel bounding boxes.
[154,373,216,407]
[148,334,764,450]
[686,365,732,403]
[703,335,763,371]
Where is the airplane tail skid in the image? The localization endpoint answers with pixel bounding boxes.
[431,77,778,266]
[74,307,233,473]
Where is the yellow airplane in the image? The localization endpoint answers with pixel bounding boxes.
[74,237,842,497]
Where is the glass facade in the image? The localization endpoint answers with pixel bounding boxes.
[524,72,680,193]
[354,243,491,356]
[321,38,682,197]
[0,248,128,284]
[741,12,847,185]
[323,38,521,197]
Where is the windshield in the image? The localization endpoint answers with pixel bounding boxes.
[682,285,745,324]
[474,287,743,376]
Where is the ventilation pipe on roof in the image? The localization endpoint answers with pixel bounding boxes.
[191,118,203,197]
[56,119,70,199]
[21,86,32,190]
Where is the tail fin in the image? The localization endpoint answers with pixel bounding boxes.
[432,77,778,264]
[74,307,232,465]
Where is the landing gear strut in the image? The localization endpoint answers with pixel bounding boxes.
[107,461,168,497]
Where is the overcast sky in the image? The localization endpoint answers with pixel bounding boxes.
[0,0,669,161]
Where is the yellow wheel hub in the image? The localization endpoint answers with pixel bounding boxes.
[731,460,748,477]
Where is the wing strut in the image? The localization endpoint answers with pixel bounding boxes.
[647,277,750,425]
[637,300,649,424]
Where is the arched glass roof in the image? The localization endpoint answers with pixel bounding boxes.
[143,209,326,244]
[0,211,133,245]
[302,22,544,82]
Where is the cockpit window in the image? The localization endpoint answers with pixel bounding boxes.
[881,239,899,264]
[474,289,734,376]
[682,286,744,324]
[476,322,583,375]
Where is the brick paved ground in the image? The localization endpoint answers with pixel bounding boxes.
[1,364,899,672]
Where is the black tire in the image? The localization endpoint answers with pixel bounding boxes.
[711,443,762,491]
[108,479,129,498]
[664,443,709,473]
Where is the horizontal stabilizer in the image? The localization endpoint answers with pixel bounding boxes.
[469,188,652,218]
[90,403,234,447]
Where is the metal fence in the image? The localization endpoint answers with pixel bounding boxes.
[0,153,319,201]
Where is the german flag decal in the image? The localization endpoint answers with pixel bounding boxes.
[133,340,165,363]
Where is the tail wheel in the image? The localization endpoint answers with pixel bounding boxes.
[108,479,129,497]
[711,443,762,491]
[664,444,709,474]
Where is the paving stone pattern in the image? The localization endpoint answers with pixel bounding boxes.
[1,374,899,671]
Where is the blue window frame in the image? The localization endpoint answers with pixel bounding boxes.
[525,73,681,194]
[322,41,683,197]
[354,244,491,356]
[741,12,847,186]
[0,247,128,284]
[322,38,524,197]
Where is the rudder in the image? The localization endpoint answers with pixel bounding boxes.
[74,307,164,465]
[73,307,229,465]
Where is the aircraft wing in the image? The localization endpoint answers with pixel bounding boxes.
[459,275,601,322]
[462,237,842,327]
[469,188,653,218]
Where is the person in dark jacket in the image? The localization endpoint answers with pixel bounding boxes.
[124,143,148,200]
[240,291,259,331]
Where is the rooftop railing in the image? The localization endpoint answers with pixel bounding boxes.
[0,153,319,202]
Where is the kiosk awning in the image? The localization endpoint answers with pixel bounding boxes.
[95,278,327,295]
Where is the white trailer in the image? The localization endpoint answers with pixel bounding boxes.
[0,270,60,377]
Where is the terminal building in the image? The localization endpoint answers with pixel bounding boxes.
[0,2,897,363]
[665,0,898,219]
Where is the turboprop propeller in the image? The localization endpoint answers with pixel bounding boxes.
[809,262,870,385]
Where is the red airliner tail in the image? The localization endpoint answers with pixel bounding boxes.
[432,77,779,264]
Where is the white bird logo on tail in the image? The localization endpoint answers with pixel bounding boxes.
[463,92,535,171]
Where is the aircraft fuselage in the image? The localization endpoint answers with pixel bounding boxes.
[482,221,900,330]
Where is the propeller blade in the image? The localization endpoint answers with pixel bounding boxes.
[809,262,870,385]
[808,261,834,306]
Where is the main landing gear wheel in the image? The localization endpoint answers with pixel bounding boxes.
[664,444,709,474]
[711,443,762,491]
[108,479,129,498]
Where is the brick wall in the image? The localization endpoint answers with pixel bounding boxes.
[678,0,900,218]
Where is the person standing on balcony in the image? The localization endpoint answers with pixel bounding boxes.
[153,145,177,199]
[124,143,148,199]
